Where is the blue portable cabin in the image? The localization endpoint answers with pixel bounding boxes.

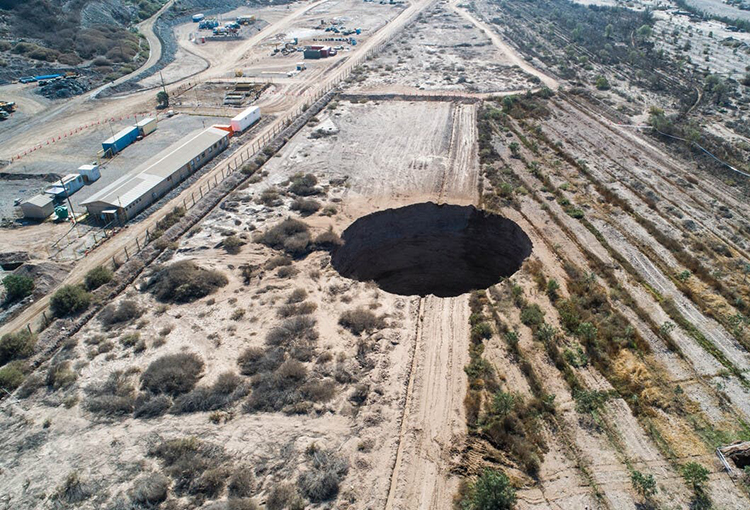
[102,125,139,156]
[192,13,205,22]
[34,74,62,81]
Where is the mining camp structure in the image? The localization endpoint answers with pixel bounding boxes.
[82,126,231,224]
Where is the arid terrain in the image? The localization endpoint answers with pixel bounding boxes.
[1,0,750,509]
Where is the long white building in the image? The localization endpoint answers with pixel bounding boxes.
[83,126,230,224]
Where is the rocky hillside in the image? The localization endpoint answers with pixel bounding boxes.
[0,0,162,83]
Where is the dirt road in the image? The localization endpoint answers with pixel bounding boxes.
[448,0,559,90]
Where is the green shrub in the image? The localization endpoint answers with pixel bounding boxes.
[520,304,545,327]
[50,285,91,317]
[0,329,36,365]
[458,469,516,510]
[288,173,320,196]
[84,266,113,290]
[46,361,77,390]
[0,362,25,391]
[141,353,205,396]
[3,274,34,303]
[146,261,228,303]
[338,308,386,335]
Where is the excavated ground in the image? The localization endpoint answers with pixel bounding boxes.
[331,202,532,297]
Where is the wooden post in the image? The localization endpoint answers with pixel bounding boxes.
[183,198,187,209]
[27,323,32,335]
[145,229,150,243]
[200,186,204,198]
[192,192,195,205]
[135,237,141,251]
[124,246,129,260]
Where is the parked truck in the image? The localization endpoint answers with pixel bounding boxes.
[0,101,16,113]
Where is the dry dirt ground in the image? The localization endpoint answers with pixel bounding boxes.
[3,0,750,508]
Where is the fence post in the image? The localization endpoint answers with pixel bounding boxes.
[136,237,141,251]
[192,192,196,205]
[124,246,129,260]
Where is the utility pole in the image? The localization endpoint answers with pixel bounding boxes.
[160,71,168,97]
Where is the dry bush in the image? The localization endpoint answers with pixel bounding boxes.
[227,498,260,510]
[297,448,349,502]
[287,288,307,303]
[228,466,255,498]
[338,308,386,335]
[141,353,204,396]
[224,235,244,254]
[245,360,308,413]
[99,299,143,328]
[134,393,172,419]
[46,361,77,391]
[288,173,321,196]
[148,437,228,500]
[266,316,318,346]
[258,187,281,206]
[52,472,92,505]
[129,473,169,507]
[277,301,317,318]
[0,329,36,365]
[266,483,305,510]
[265,255,292,270]
[277,266,299,278]
[313,228,342,250]
[146,261,228,303]
[171,371,249,414]
[255,219,312,256]
[84,370,136,417]
[237,346,285,376]
[291,198,321,216]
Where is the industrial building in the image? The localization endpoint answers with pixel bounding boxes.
[304,45,336,59]
[82,126,230,224]
[230,106,261,133]
[20,194,55,220]
[45,174,84,199]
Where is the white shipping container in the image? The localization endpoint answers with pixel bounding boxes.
[230,106,261,133]
[137,117,157,136]
[78,163,101,183]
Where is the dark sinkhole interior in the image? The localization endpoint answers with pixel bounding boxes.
[331,202,533,297]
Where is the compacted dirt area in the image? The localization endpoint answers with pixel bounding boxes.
[2,0,750,508]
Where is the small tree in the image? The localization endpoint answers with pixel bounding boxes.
[50,285,91,317]
[595,75,611,90]
[681,462,709,491]
[460,469,516,510]
[156,91,169,108]
[630,469,657,502]
[84,266,113,291]
[3,274,34,303]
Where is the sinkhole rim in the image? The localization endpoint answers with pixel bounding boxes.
[330,202,533,298]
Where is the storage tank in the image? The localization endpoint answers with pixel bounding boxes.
[136,117,157,136]
[230,106,261,133]
[193,13,205,22]
[102,125,139,156]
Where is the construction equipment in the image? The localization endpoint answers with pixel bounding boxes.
[0,101,16,113]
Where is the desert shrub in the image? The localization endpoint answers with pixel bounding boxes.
[288,173,320,196]
[171,371,248,414]
[291,198,321,216]
[141,353,205,396]
[84,265,113,291]
[266,483,305,510]
[52,472,92,505]
[84,370,136,417]
[458,469,516,510]
[297,448,349,502]
[153,207,186,238]
[287,288,307,303]
[46,361,77,390]
[266,316,318,346]
[300,378,336,403]
[338,308,386,335]
[50,285,91,317]
[227,498,260,510]
[148,437,227,498]
[277,266,299,278]
[237,346,285,376]
[0,362,25,391]
[520,304,545,328]
[277,301,317,318]
[258,187,281,206]
[134,393,172,418]
[313,228,342,250]
[255,219,312,256]
[265,255,292,269]
[99,299,142,328]
[0,329,36,365]
[146,261,228,303]
[224,235,244,254]
[129,473,170,506]
[244,360,318,413]
[3,274,34,303]
[228,466,255,498]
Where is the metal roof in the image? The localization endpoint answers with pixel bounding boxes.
[83,127,228,209]
[22,194,53,208]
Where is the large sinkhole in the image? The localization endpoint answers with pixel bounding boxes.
[331,202,533,297]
